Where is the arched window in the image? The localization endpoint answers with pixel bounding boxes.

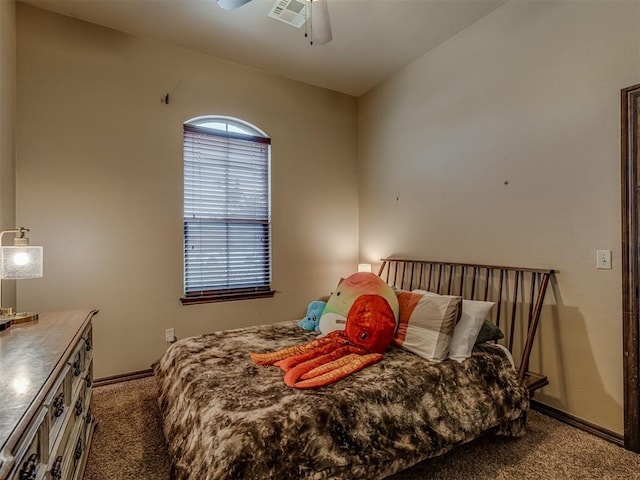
[181,116,273,303]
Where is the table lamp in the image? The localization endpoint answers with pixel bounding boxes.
[0,227,43,331]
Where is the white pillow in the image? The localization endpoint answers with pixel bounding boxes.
[412,290,495,361]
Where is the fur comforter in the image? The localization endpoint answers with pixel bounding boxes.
[152,321,529,480]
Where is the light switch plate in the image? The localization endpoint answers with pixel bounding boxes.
[596,250,612,270]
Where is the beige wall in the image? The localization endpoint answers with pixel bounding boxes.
[15,4,359,378]
[358,0,639,434]
[13,0,640,435]
[0,0,16,308]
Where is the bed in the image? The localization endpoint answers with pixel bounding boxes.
[152,258,554,480]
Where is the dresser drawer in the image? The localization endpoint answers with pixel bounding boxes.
[47,340,88,480]
[66,343,84,396]
[61,419,84,480]
[47,409,82,480]
[9,408,47,480]
[69,425,86,480]
[71,417,93,480]
[72,392,85,431]
[43,365,72,453]
[83,400,94,448]
[47,441,75,480]
[82,379,95,448]
[81,360,92,405]
[80,325,92,367]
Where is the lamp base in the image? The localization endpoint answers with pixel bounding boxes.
[0,311,39,326]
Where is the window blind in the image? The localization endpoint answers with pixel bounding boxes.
[183,124,271,299]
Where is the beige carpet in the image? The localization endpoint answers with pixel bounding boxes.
[84,376,640,480]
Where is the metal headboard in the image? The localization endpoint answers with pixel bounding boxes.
[378,257,554,395]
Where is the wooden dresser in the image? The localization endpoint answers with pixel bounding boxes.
[0,310,98,480]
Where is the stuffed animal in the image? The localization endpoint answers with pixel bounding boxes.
[297,300,327,331]
[251,293,397,389]
[318,272,399,337]
[251,271,400,389]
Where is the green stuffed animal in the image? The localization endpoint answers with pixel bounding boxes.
[318,272,399,337]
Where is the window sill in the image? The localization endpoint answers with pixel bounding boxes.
[181,290,276,305]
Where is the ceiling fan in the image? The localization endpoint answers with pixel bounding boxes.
[217,0,333,45]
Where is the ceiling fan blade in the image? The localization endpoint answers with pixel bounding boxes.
[217,0,253,10]
[310,0,332,45]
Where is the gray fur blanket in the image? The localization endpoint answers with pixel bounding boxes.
[152,321,528,480]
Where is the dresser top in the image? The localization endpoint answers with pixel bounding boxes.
[0,310,96,457]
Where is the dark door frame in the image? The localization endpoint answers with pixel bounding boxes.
[621,83,640,452]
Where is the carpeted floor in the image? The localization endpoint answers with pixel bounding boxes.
[84,376,640,480]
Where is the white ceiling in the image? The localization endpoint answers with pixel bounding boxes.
[19,0,506,97]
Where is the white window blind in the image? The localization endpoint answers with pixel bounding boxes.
[183,121,272,302]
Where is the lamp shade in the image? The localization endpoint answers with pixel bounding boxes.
[1,246,43,279]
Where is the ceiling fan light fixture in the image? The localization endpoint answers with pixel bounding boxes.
[232,0,333,46]
[217,0,252,10]
[309,0,332,45]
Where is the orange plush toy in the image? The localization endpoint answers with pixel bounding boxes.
[251,293,397,389]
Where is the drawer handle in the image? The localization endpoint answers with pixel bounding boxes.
[74,438,83,462]
[73,357,81,377]
[75,399,83,416]
[51,455,63,480]
[86,407,93,424]
[85,374,92,388]
[19,453,38,480]
[85,337,92,352]
[53,392,65,418]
